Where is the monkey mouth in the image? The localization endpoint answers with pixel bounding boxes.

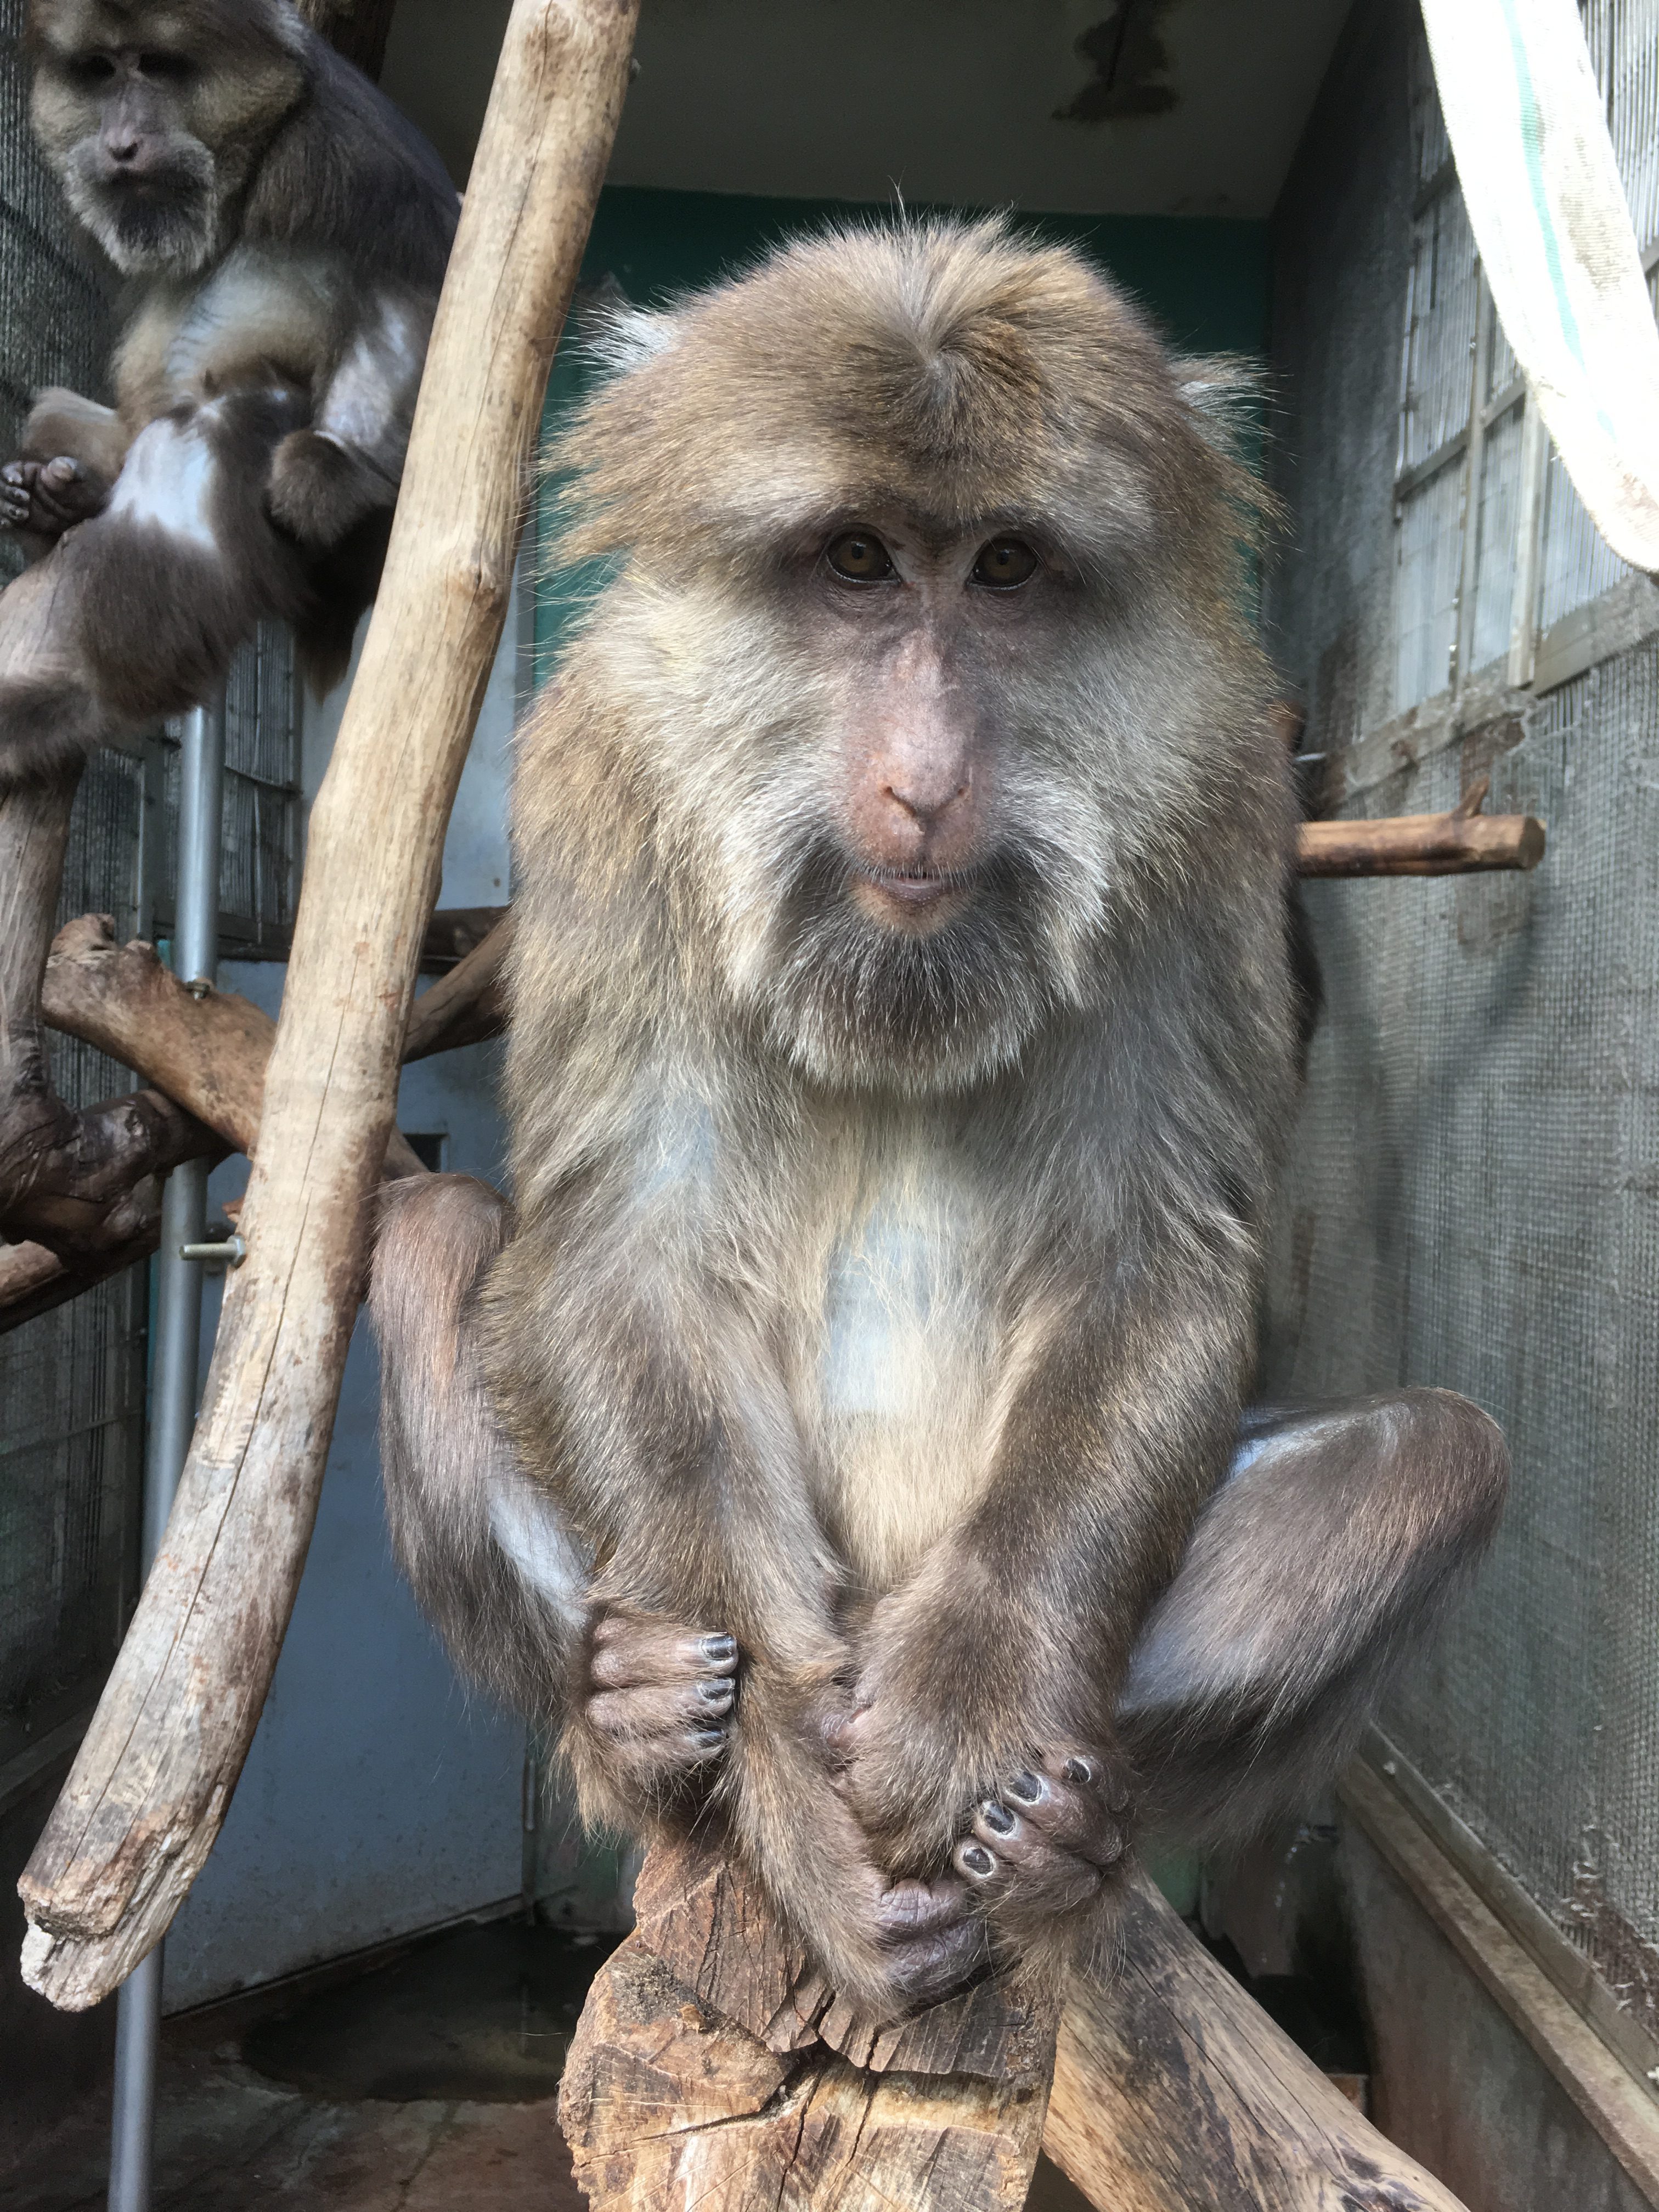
[852,863,975,918]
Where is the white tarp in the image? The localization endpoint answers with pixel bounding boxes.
[1421,0,1659,573]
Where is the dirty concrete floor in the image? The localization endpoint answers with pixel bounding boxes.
[4,1916,1090,2210]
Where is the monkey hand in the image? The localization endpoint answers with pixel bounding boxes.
[561,1604,739,1827]
[830,1576,1137,1965]
[267,429,387,549]
[0,454,109,544]
[833,1692,1132,1960]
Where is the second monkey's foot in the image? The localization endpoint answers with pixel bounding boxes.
[952,1751,1131,1931]
[0,454,107,540]
[583,1607,739,1802]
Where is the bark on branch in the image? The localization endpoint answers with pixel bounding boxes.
[1297,778,1545,877]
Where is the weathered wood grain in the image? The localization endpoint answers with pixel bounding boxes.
[37,914,426,1180]
[18,0,640,2013]
[560,1838,1057,2211]
[1042,1868,1469,2211]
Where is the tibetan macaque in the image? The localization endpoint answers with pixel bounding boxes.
[371,221,1508,2017]
[0,0,456,789]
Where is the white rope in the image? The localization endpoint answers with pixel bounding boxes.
[1421,0,1659,572]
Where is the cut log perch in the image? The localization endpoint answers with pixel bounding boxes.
[560,1839,1470,2211]
[18,0,641,2012]
[1043,1870,1469,2211]
[1297,780,1545,877]
[560,1837,1060,2211]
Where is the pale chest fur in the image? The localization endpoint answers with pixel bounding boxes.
[794,1133,1001,1592]
[114,249,342,422]
[621,1090,1007,1593]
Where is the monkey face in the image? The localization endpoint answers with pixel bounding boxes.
[730,512,1107,1091]
[549,218,1281,1093]
[27,1,305,274]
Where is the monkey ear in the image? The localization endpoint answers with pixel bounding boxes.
[575,278,685,381]
[1175,354,1262,458]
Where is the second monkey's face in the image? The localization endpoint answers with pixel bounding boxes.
[29,3,304,274]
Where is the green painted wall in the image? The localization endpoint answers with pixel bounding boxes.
[534,185,1269,670]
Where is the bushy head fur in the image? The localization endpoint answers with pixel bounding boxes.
[517,218,1288,1105]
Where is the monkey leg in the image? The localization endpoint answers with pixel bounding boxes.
[0,556,114,793]
[371,1174,741,1797]
[1118,1387,1509,1847]
[54,387,320,726]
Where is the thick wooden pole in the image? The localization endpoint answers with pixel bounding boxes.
[18,0,640,2012]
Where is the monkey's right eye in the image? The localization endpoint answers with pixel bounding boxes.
[70,54,117,83]
[825,531,894,584]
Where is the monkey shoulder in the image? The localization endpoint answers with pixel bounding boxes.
[244,41,458,296]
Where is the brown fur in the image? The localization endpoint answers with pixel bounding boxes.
[487,220,1296,2007]
[372,221,1507,2020]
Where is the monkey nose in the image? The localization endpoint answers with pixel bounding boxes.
[882,774,970,834]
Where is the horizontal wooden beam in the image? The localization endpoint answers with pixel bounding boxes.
[1297,775,1545,877]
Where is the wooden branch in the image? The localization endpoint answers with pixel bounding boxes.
[1297,781,1545,878]
[0,1230,159,1333]
[2,900,508,1331]
[1042,1869,1468,2210]
[403,909,512,1060]
[0,767,222,1265]
[560,1837,1058,2210]
[19,0,640,2014]
[37,915,427,1180]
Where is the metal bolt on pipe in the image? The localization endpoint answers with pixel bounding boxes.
[106,691,226,2212]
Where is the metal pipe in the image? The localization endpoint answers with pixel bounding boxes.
[106,692,225,2212]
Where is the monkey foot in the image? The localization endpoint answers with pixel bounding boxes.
[0,455,108,540]
[585,1610,740,1792]
[872,1872,990,2007]
[952,1752,1130,1922]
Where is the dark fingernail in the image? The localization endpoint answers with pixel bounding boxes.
[1063,1756,1098,1788]
[702,1633,736,1660]
[1008,1770,1044,1803]
[694,1727,725,1748]
[962,1844,995,1875]
[980,1801,1015,1834]
[697,1677,731,1704]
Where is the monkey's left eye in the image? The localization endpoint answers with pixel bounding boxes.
[139,50,193,81]
[825,531,895,583]
[971,539,1039,589]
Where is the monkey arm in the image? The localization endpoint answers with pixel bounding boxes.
[267,289,436,550]
[482,1209,993,2015]
[838,1248,1254,1943]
